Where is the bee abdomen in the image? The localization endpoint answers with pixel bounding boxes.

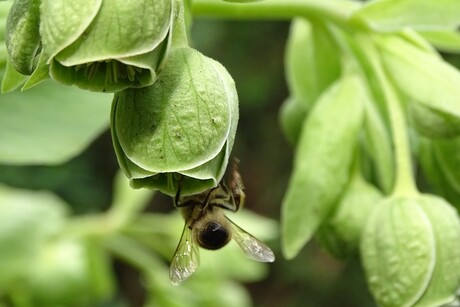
[197,221,231,250]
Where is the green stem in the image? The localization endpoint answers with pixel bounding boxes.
[105,235,166,274]
[380,74,417,196]
[191,0,361,29]
[361,38,417,196]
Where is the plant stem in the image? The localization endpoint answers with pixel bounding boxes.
[106,235,166,274]
[381,76,417,196]
[191,0,361,28]
[361,38,418,196]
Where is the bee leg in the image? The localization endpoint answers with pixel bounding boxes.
[174,176,191,208]
[229,159,245,211]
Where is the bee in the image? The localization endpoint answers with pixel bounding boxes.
[169,160,275,285]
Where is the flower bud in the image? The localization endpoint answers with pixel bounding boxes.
[279,96,307,145]
[111,47,238,196]
[5,0,41,75]
[316,178,383,259]
[40,0,173,92]
[361,195,460,307]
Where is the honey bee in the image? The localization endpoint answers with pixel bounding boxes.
[169,160,275,285]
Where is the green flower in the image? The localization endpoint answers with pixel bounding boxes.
[39,0,173,92]
[361,195,460,307]
[111,47,239,196]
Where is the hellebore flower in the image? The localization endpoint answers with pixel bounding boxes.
[361,195,460,307]
[111,47,239,196]
[4,0,173,92]
[38,0,173,92]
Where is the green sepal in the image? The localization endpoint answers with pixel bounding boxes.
[21,51,50,90]
[1,56,26,93]
[41,0,173,92]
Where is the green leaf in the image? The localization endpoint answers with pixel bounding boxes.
[285,18,340,109]
[281,73,364,259]
[419,30,460,54]
[377,35,460,133]
[22,51,50,90]
[351,0,460,32]
[361,197,436,307]
[415,195,460,307]
[0,80,111,165]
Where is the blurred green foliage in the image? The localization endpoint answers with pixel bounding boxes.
[0,15,375,307]
[3,0,460,306]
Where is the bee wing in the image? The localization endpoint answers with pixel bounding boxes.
[169,223,200,285]
[227,217,275,263]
